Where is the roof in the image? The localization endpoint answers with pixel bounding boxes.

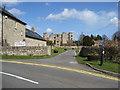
[0,7,26,25]
[26,29,46,41]
[105,41,120,47]
[44,37,49,41]
[94,41,99,44]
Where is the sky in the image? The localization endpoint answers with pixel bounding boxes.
[2,2,119,40]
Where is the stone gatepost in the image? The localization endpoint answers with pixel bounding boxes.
[47,46,51,55]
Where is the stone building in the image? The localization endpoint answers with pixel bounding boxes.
[25,29,46,46]
[49,33,54,43]
[0,7,46,47]
[43,32,73,47]
[61,32,67,45]
[68,32,73,43]
[54,34,61,47]
[1,7,26,46]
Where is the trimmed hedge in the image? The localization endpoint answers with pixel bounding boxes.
[79,46,120,63]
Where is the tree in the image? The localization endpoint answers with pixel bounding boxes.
[90,34,94,40]
[47,41,54,46]
[78,33,85,41]
[102,34,108,41]
[94,35,102,40]
[78,33,85,46]
[113,31,120,41]
[83,36,94,46]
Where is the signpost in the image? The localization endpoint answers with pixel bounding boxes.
[100,48,105,66]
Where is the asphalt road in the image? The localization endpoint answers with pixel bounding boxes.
[1,50,119,88]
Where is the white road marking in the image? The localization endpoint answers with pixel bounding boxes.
[0,72,39,85]
[69,61,77,64]
[74,50,77,56]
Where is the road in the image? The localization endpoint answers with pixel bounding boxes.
[1,50,119,88]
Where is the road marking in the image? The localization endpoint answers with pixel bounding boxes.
[74,50,77,56]
[69,61,77,64]
[0,71,39,85]
[0,60,120,81]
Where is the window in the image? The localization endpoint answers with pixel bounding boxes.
[23,39,25,41]
[21,31,23,36]
[15,21,17,29]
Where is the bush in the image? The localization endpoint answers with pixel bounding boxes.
[87,55,100,61]
[79,47,91,57]
[79,46,120,63]
[104,46,120,63]
[79,47,101,57]
[64,49,67,51]
[54,50,58,53]
[47,41,54,46]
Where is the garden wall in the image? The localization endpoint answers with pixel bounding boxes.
[0,46,51,56]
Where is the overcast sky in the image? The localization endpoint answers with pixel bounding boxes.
[2,2,119,40]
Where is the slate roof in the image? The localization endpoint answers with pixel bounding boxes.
[0,7,26,25]
[26,29,46,41]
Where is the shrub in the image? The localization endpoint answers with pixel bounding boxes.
[64,49,67,51]
[53,50,58,53]
[79,47,91,57]
[104,46,120,63]
[29,54,33,56]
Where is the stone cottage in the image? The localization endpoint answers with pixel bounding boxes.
[0,7,46,47]
[0,7,26,46]
[25,28,46,46]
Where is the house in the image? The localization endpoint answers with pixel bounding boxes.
[105,41,120,47]
[94,41,99,46]
[0,7,26,46]
[0,7,46,46]
[25,28,46,46]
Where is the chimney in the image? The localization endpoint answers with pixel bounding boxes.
[31,27,35,32]
[43,32,47,38]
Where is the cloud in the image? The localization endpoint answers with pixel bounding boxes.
[46,8,117,26]
[110,17,118,26]
[8,8,26,15]
[46,28,53,33]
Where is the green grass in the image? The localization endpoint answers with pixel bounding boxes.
[76,56,120,73]
[1,48,72,59]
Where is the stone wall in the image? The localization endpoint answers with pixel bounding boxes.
[3,13,26,46]
[1,46,51,56]
[25,37,46,46]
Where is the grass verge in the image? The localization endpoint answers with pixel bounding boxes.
[1,48,71,59]
[76,56,120,73]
